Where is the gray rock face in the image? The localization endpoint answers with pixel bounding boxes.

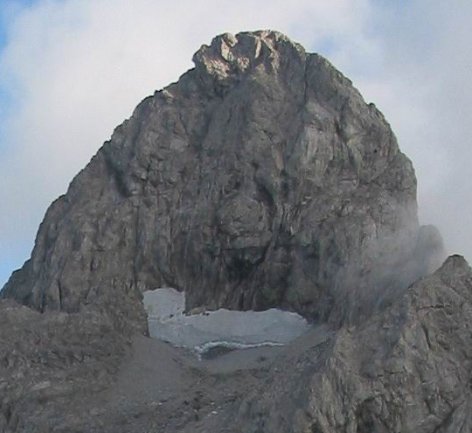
[1,31,442,330]
[0,300,127,433]
[230,255,472,433]
[1,256,470,432]
[1,30,461,433]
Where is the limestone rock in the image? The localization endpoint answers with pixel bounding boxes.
[0,300,127,433]
[1,255,469,432]
[0,30,465,433]
[1,31,443,331]
[225,255,472,432]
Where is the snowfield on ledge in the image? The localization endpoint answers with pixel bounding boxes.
[143,288,311,355]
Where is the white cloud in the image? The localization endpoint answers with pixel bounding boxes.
[331,1,472,259]
[1,0,471,286]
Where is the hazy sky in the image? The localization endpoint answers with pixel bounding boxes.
[1,0,471,287]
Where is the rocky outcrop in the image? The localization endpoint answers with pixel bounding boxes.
[229,255,472,433]
[1,256,470,432]
[0,300,127,432]
[1,31,443,331]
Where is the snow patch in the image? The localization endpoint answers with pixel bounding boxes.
[143,288,310,356]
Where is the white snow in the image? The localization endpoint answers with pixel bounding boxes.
[143,288,311,355]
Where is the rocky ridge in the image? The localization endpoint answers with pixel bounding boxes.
[0,30,465,433]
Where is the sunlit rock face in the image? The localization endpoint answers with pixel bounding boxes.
[143,288,310,355]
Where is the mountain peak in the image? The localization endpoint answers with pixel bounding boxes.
[192,30,305,81]
[1,31,466,433]
[1,29,443,331]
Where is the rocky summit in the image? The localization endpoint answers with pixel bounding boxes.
[0,30,467,433]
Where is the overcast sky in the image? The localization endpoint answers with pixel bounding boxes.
[1,0,471,287]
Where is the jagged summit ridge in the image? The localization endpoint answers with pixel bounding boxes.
[192,31,305,79]
[2,31,442,333]
[191,30,358,103]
